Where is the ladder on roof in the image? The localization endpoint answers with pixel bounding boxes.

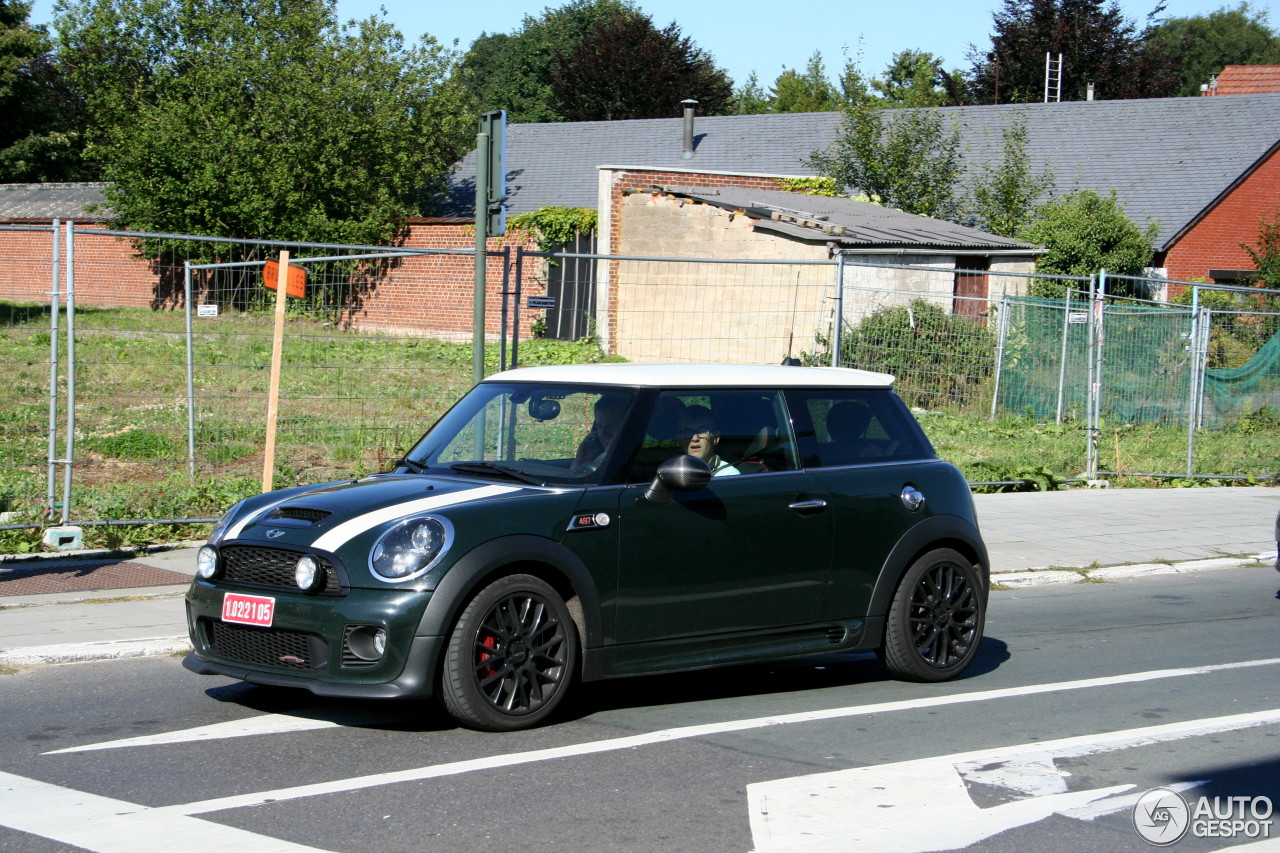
[1044,52,1063,103]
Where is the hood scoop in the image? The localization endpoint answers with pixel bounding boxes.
[263,506,332,527]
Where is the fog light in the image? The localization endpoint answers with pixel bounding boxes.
[295,555,322,592]
[196,546,220,579]
[345,625,388,662]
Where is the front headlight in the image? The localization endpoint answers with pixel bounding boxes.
[370,516,451,581]
[196,545,220,579]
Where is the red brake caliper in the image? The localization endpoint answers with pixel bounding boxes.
[479,634,497,678]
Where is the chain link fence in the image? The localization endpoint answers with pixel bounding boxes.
[1,226,1277,536]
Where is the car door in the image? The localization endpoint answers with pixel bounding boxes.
[611,389,833,644]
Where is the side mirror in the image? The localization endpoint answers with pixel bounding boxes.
[644,455,712,504]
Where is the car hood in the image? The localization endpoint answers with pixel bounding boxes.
[221,474,533,553]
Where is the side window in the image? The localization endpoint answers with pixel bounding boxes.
[786,389,933,468]
[621,389,799,482]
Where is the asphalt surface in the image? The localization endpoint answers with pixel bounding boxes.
[1,486,1276,666]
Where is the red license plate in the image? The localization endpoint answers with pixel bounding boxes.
[221,593,275,627]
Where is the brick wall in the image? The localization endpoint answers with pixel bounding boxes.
[1164,147,1280,283]
[0,223,545,338]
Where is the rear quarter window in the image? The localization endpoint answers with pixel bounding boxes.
[785,388,934,468]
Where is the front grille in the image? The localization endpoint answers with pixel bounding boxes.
[220,545,341,594]
[207,620,323,670]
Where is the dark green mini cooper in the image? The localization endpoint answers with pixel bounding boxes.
[184,364,989,730]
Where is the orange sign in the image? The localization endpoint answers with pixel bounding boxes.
[263,259,306,299]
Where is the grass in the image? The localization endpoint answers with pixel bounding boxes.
[0,299,1275,552]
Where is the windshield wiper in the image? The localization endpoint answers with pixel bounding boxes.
[396,457,430,474]
[449,462,544,485]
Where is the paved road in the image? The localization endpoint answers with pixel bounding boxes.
[1,565,1276,852]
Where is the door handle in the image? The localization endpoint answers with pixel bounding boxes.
[788,499,828,513]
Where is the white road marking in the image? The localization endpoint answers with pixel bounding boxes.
[0,771,332,853]
[49,656,1280,758]
[9,658,1280,851]
[44,714,345,754]
[157,658,1280,816]
[746,709,1280,853]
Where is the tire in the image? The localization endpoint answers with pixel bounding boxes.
[880,548,985,682]
[441,574,578,731]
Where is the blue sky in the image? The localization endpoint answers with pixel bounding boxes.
[26,0,1280,91]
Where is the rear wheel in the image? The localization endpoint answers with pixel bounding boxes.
[441,574,577,731]
[880,548,985,682]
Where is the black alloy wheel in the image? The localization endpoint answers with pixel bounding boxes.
[880,548,985,682]
[442,574,577,731]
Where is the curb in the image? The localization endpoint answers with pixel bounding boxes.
[0,541,204,565]
[994,553,1277,589]
[0,636,191,666]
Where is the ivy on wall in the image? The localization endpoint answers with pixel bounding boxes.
[507,206,598,253]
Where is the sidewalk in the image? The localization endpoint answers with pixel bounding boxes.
[1,487,1277,666]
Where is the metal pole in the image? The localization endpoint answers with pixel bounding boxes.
[1183,286,1200,476]
[1056,289,1071,424]
[45,220,61,520]
[512,246,524,369]
[990,294,1009,419]
[831,254,846,368]
[184,261,197,483]
[1091,270,1109,481]
[1085,274,1098,480]
[473,131,490,387]
[498,246,511,371]
[60,222,76,526]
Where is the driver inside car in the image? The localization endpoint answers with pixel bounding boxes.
[677,405,740,477]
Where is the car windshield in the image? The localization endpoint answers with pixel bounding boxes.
[403,383,638,486]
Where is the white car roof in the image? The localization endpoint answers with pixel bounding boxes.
[483,363,895,388]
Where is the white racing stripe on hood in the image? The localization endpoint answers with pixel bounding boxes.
[225,495,303,541]
[310,484,521,553]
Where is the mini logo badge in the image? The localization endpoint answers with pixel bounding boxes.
[266,528,286,539]
[1133,787,1191,846]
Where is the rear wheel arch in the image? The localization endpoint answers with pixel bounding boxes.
[867,515,989,623]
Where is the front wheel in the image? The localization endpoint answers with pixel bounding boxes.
[880,549,985,682]
[441,574,578,731]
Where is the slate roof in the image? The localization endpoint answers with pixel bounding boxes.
[445,93,1280,252]
[654,186,1036,252]
[1210,66,1280,96]
[0,182,110,222]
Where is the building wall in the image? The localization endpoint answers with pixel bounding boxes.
[613,190,832,363]
[1164,147,1280,283]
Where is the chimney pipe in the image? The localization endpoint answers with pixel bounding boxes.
[681,99,698,159]
[1086,82,1095,101]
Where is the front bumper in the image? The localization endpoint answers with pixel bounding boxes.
[184,580,440,699]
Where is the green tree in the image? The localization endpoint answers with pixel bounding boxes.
[967,0,1179,104]
[547,10,732,120]
[731,71,772,114]
[457,0,634,123]
[872,50,961,107]
[0,0,89,181]
[1017,190,1158,295]
[965,116,1055,237]
[1146,3,1280,97]
[806,100,964,219]
[55,0,468,255]
[770,51,840,112]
